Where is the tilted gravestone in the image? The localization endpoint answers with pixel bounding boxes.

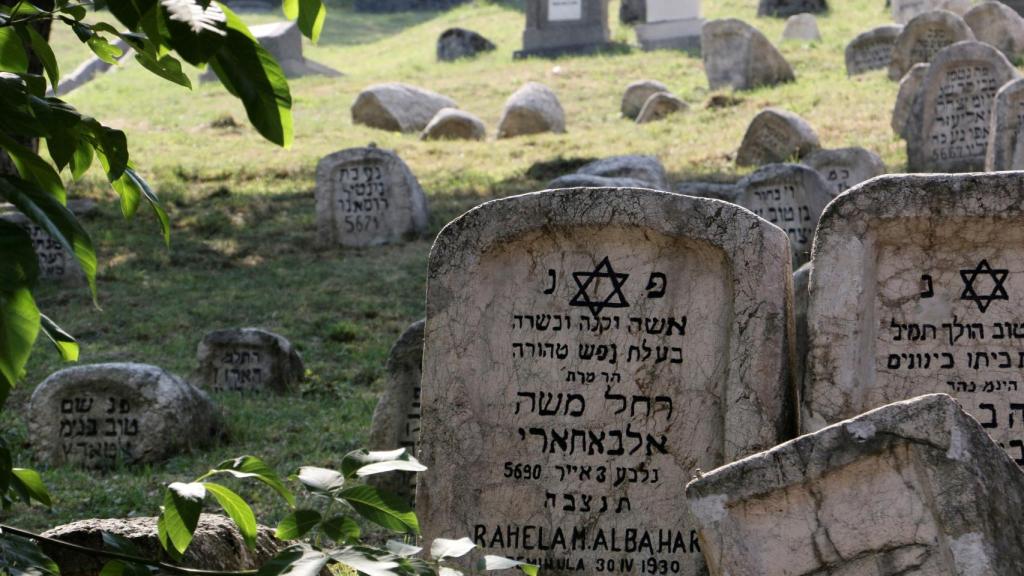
[801,146,886,194]
[757,0,827,17]
[845,24,903,76]
[621,80,669,119]
[196,328,304,394]
[891,62,929,137]
[686,394,1024,575]
[701,19,794,91]
[964,1,1024,59]
[736,107,820,167]
[987,77,1024,171]
[906,41,1019,172]
[734,163,834,267]
[0,211,81,283]
[27,363,222,468]
[351,83,457,134]
[417,187,795,575]
[315,147,429,247]
[497,82,566,138]
[888,10,974,81]
[517,0,610,57]
[806,172,1024,467]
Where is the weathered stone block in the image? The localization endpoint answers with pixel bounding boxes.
[196,328,304,394]
[781,13,821,41]
[888,10,974,81]
[701,19,795,91]
[736,107,820,167]
[575,155,669,190]
[517,0,610,57]
[351,83,457,133]
[621,80,669,119]
[891,62,929,137]
[636,91,689,123]
[801,146,886,194]
[497,82,566,138]
[845,24,903,75]
[422,108,486,141]
[986,77,1024,171]
[964,1,1024,59]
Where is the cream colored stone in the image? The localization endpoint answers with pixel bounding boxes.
[781,13,821,41]
[736,107,820,167]
[621,80,669,119]
[888,10,975,81]
[964,1,1024,58]
[351,83,457,133]
[636,91,689,124]
[497,82,566,138]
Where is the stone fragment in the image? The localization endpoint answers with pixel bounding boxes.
[674,181,738,202]
[517,0,610,57]
[800,146,887,194]
[634,0,704,51]
[757,0,827,17]
[497,82,566,138]
[196,328,304,394]
[27,363,222,468]
[621,80,669,119]
[437,27,496,61]
[546,174,652,189]
[964,1,1024,59]
[845,24,903,75]
[418,187,795,575]
[686,394,1024,576]
[574,155,670,190]
[891,62,929,137]
[315,146,429,248]
[421,108,486,141]
[888,10,975,80]
[636,91,689,123]
[734,163,834,266]
[781,13,821,41]
[351,83,457,133]
[702,19,795,91]
[986,77,1024,171]
[736,107,820,167]
[906,41,1019,172]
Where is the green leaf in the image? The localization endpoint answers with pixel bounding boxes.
[24,27,59,91]
[70,138,94,180]
[39,313,78,362]
[0,531,60,576]
[0,219,38,289]
[62,4,87,20]
[257,545,328,576]
[99,532,151,576]
[479,556,538,576]
[274,509,320,540]
[341,448,424,479]
[11,467,51,506]
[0,131,66,203]
[87,34,125,65]
[159,482,205,555]
[294,0,325,43]
[320,515,360,544]
[0,286,39,388]
[98,127,129,180]
[203,455,295,507]
[203,482,257,548]
[339,485,419,535]
[110,168,170,245]
[0,28,29,73]
[295,466,344,496]
[430,537,475,560]
[134,51,191,89]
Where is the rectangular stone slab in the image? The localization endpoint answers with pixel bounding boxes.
[518,0,610,57]
[685,393,1024,575]
[418,187,795,575]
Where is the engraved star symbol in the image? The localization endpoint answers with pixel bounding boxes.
[569,257,630,317]
[960,259,1009,314]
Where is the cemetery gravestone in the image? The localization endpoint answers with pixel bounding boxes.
[0,211,81,283]
[892,62,929,137]
[27,363,221,468]
[801,146,886,194]
[574,156,669,190]
[906,41,1019,172]
[634,0,703,52]
[781,13,821,41]
[517,0,610,57]
[888,10,974,81]
[437,28,496,61]
[757,0,827,17]
[844,24,903,75]
[892,0,973,23]
[422,108,487,141]
[735,107,820,167]
[418,187,795,575]
[351,83,457,133]
[701,19,794,91]
[547,175,650,189]
[315,147,429,247]
[636,92,688,123]
[497,83,566,138]
[674,181,738,202]
[196,328,304,394]
[987,77,1024,171]
[964,1,1024,59]
[621,80,669,119]
[793,263,811,395]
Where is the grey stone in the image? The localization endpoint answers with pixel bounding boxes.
[421,108,486,141]
[674,180,739,202]
[351,83,457,133]
[517,0,610,57]
[781,13,821,41]
[437,27,496,61]
[27,363,222,468]
[686,394,1024,576]
[793,262,811,396]
[621,79,669,119]
[546,174,652,189]
[196,328,304,394]
[800,146,887,194]
[575,155,670,190]
[636,91,689,123]
[888,10,975,80]
[906,41,1019,172]
[497,82,566,138]
[635,2,704,51]
[893,0,976,23]
[418,187,795,575]
[619,0,645,23]
[315,146,429,247]
[758,0,827,17]
[702,19,795,90]
[964,1,1024,59]
[200,22,340,82]
[736,107,820,167]
[354,0,467,12]
[845,24,903,75]
[986,77,1024,170]
[0,211,82,284]
[891,62,929,137]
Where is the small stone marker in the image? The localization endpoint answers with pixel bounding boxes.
[421,108,486,141]
[686,394,1024,575]
[437,28,496,61]
[351,83,457,133]
[621,80,669,119]
[0,211,81,283]
[734,163,834,267]
[844,24,903,75]
[781,13,821,41]
[517,0,610,57]
[906,41,1019,172]
[702,19,795,91]
[315,146,429,247]
[418,187,794,575]
[888,10,975,81]
[806,172,1024,467]
[736,107,820,167]
[757,0,827,17]
[987,77,1024,171]
[27,363,222,468]
[801,146,886,193]
[200,22,339,81]
[634,0,703,51]
[196,328,304,394]
[575,155,670,190]
[497,82,566,138]
[636,92,688,123]
[891,62,929,137]
[964,1,1024,59]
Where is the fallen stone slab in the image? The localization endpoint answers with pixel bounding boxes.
[702,19,795,91]
[736,107,820,167]
[546,173,652,189]
[575,155,670,190]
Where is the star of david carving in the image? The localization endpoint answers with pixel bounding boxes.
[570,257,630,317]
[960,259,1009,314]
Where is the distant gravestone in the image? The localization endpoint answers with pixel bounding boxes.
[964,1,1024,59]
[674,181,738,202]
[517,0,610,57]
[0,212,81,283]
[196,328,304,394]
[27,363,222,468]
[806,172,1024,467]
[636,92,689,123]
[497,82,566,138]
[781,13,821,41]
[845,24,903,75]
[906,41,1019,172]
[758,0,827,17]
[620,0,645,22]
[702,19,795,90]
[437,28,496,61]
[418,188,794,575]
[734,163,834,267]
[892,0,974,23]
[986,78,1024,171]
[354,0,466,12]
[421,108,486,141]
[547,174,650,189]
[736,107,820,167]
[200,22,339,81]
[575,155,669,189]
[315,147,429,247]
[635,0,704,51]
[888,10,974,81]
[621,80,669,119]
[891,62,929,137]
[351,83,457,133]
[801,147,886,194]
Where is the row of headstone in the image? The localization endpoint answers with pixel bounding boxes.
[530,0,704,55]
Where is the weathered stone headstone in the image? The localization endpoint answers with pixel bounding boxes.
[686,394,1024,575]
[888,10,975,81]
[572,155,669,190]
[351,83,457,133]
[418,188,794,575]
[422,108,486,141]
[702,19,795,91]
[892,62,929,137]
[964,1,1024,59]
[196,328,304,394]
[517,0,610,57]
[200,22,339,82]
[892,0,974,23]
[27,363,222,468]
[636,91,688,123]
[793,262,811,395]
[437,28,496,61]
[0,211,81,283]
[800,146,886,194]
[906,41,1019,172]
[781,13,821,41]
[634,0,703,51]
[986,77,1024,171]
[758,0,827,17]
[547,174,651,189]
[621,80,669,119]
[734,163,834,267]
[736,107,820,167]
[844,24,903,75]
[315,147,429,248]
[497,82,566,138]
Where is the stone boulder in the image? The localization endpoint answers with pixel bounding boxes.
[964,1,1024,58]
[736,107,820,167]
[702,19,795,91]
[781,13,821,41]
[758,0,828,17]
[891,62,928,137]
[888,10,975,80]
[196,328,304,394]
[845,24,903,76]
[437,27,496,61]
[575,155,670,190]
[621,79,669,119]
[351,83,457,133]
[636,91,689,123]
[497,82,566,138]
[421,108,486,141]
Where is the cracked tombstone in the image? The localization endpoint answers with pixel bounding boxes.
[417,187,795,575]
[806,172,1024,468]
[845,24,903,76]
[315,147,429,248]
[888,10,975,81]
[686,393,1024,576]
[986,77,1024,171]
[196,328,304,394]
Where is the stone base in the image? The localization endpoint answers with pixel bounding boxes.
[516,25,610,58]
[635,18,704,52]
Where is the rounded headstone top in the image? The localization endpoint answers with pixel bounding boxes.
[702,19,795,91]
[782,13,822,41]
[421,107,486,141]
[964,1,1024,58]
[196,327,305,394]
[636,91,689,124]
[351,82,457,133]
[575,155,670,190]
[497,82,566,139]
[621,80,669,119]
[888,9,975,81]
[737,107,821,167]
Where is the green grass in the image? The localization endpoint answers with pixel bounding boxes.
[6,0,906,533]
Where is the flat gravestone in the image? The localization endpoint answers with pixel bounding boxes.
[736,107,820,167]
[986,77,1024,171]
[27,363,222,468]
[315,147,429,247]
[517,0,610,57]
[686,394,1024,575]
[701,19,794,91]
[888,10,975,81]
[806,172,1024,467]
[906,41,1019,172]
[0,212,81,283]
[734,163,834,267]
[801,146,886,194]
[418,187,795,575]
[196,328,304,394]
[845,24,903,76]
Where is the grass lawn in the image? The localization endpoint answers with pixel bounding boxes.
[5,0,904,534]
